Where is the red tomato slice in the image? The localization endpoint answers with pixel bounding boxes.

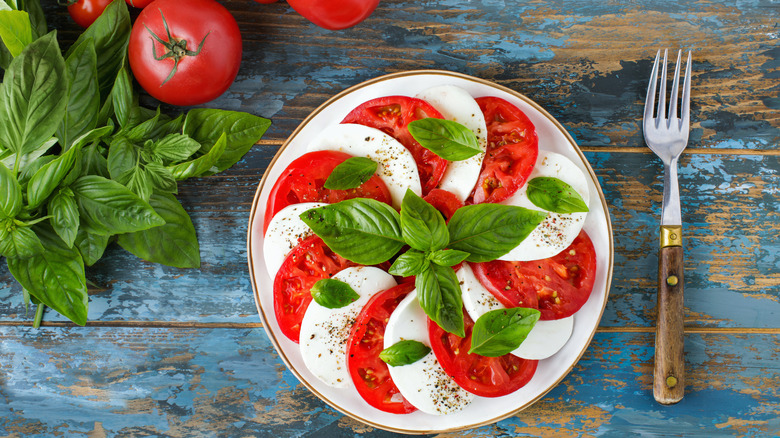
[273,235,358,342]
[427,311,537,397]
[471,230,597,320]
[423,188,463,221]
[263,150,392,234]
[346,283,417,414]
[342,96,448,195]
[471,96,539,204]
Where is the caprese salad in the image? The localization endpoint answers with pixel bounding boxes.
[261,85,597,416]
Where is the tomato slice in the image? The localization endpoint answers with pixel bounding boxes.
[342,96,448,195]
[471,230,597,320]
[423,188,464,221]
[346,283,417,414]
[263,150,392,234]
[427,311,537,397]
[471,96,539,204]
[273,235,358,342]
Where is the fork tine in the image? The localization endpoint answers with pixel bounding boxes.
[668,50,682,121]
[644,50,661,123]
[681,51,692,127]
[657,49,668,127]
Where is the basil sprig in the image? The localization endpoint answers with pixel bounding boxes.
[380,340,431,367]
[324,156,378,190]
[469,308,541,357]
[407,118,482,161]
[310,278,360,309]
[0,0,270,327]
[526,176,589,213]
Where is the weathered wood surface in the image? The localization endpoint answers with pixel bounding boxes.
[1,0,779,436]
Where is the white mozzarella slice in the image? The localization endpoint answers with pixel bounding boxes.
[384,290,474,415]
[500,151,589,261]
[307,123,421,209]
[457,263,573,360]
[263,202,328,280]
[416,85,487,202]
[299,267,397,388]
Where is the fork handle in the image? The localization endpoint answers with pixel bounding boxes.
[654,225,685,404]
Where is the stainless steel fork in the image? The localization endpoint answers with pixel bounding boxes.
[643,49,692,405]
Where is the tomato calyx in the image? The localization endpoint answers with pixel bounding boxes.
[144,11,210,85]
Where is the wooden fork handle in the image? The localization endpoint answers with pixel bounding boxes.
[654,225,685,404]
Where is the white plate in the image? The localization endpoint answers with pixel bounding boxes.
[247,70,614,434]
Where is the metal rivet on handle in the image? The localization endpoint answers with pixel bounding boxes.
[666,275,679,286]
[666,376,678,388]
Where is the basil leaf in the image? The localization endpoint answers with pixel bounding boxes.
[167,132,226,181]
[49,188,79,248]
[80,142,109,178]
[429,249,469,267]
[469,308,541,357]
[416,264,464,337]
[0,137,55,175]
[27,142,82,209]
[526,176,589,213]
[388,249,428,277]
[400,189,448,252]
[21,0,46,39]
[111,66,133,128]
[448,204,547,262]
[71,175,165,235]
[58,38,99,150]
[145,162,177,194]
[74,228,109,267]
[379,340,431,367]
[0,10,32,57]
[300,198,405,265]
[182,108,270,173]
[323,157,377,190]
[150,133,201,164]
[407,118,482,161]
[117,192,199,268]
[0,31,67,159]
[7,224,88,325]
[0,162,21,218]
[0,221,43,258]
[107,136,138,181]
[310,278,360,309]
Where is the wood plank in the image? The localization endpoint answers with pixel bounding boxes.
[0,327,777,436]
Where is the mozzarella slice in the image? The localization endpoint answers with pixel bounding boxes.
[307,123,421,209]
[299,267,397,388]
[416,85,487,202]
[499,151,589,261]
[457,263,573,360]
[263,202,328,280]
[384,290,474,415]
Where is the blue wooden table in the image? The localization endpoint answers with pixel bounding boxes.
[2,0,779,436]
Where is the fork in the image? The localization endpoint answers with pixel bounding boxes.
[643,49,692,405]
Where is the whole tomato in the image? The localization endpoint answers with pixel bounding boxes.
[125,0,155,7]
[287,0,379,30]
[67,0,113,28]
[128,0,242,106]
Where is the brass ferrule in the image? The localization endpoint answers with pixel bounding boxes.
[660,225,683,248]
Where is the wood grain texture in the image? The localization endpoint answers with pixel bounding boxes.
[654,245,685,404]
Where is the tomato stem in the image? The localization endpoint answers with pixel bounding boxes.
[145,10,210,86]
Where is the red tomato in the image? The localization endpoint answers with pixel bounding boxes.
[262,150,392,234]
[127,0,242,106]
[346,283,417,414]
[471,96,539,204]
[273,235,358,343]
[287,0,379,30]
[67,0,113,28]
[343,96,448,195]
[423,188,463,221]
[427,311,537,397]
[471,230,597,320]
[124,0,154,8]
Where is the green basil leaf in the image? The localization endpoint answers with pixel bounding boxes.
[17,154,53,186]
[181,108,270,173]
[117,192,199,268]
[400,189,448,252]
[0,10,32,57]
[407,118,482,161]
[7,223,88,325]
[379,340,431,367]
[125,166,152,202]
[447,204,547,262]
[428,249,469,267]
[107,136,138,182]
[166,131,226,181]
[145,162,177,194]
[416,264,464,337]
[469,307,541,357]
[150,133,201,164]
[74,227,109,266]
[0,31,67,159]
[310,278,360,309]
[80,142,109,178]
[111,66,133,128]
[0,162,21,218]
[323,156,377,190]
[49,188,79,248]
[0,221,43,258]
[526,176,589,213]
[124,107,161,142]
[388,249,428,277]
[26,142,82,209]
[71,175,165,235]
[300,198,405,265]
[21,0,46,39]
[0,137,56,175]
[58,38,99,150]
